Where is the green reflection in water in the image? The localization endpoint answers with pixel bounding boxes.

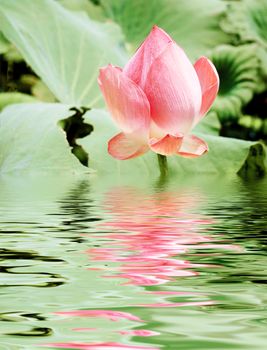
[0,175,266,350]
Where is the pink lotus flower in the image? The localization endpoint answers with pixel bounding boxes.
[98,26,219,160]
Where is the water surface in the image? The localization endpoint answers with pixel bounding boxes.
[0,175,266,350]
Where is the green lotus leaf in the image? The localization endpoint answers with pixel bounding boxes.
[209,45,261,122]
[194,112,221,136]
[0,32,9,54]
[221,0,267,79]
[0,103,87,174]
[0,0,128,107]
[81,109,266,178]
[0,92,36,112]
[31,80,57,103]
[59,0,105,21]
[0,103,265,177]
[100,0,231,60]
[222,0,267,48]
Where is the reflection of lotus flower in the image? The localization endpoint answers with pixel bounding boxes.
[87,188,217,287]
[54,310,143,322]
[42,342,159,349]
[98,26,219,160]
[87,187,240,292]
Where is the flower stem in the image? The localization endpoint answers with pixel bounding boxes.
[157,154,168,177]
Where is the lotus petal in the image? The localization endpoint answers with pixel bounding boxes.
[177,134,208,158]
[123,25,172,88]
[144,42,202,135]
[98,65,150,134]
[108,132,149,160]
[149,134,183,156]
[194,56,219,122]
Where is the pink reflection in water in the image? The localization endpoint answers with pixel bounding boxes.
[145,291,201,295]
[72,329,159,337]
[86,188,236,287]
[118,330,160,337]
[41,342,159,350]
[47,187,239,349]
[55,310,143,322]
[137,300,216,308]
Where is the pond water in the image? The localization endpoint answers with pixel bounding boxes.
[0,175,267,350]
